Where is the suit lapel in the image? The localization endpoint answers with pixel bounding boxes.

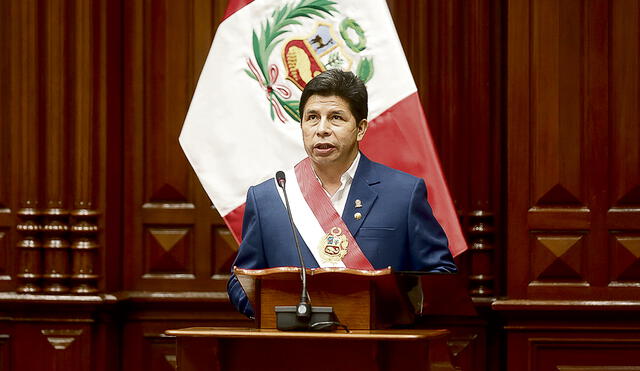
[343,155,379,236]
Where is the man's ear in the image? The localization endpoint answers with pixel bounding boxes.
[356,119,368,141]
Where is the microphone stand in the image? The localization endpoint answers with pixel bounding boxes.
[274,171,337,331]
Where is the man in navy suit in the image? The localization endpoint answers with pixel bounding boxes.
[228,70,456,318]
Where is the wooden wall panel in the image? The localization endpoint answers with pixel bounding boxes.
[1,0,121,294]
[142,0,192,204]
[1,0,113,295]
[530,0,584,207]
[610,234,640,283]
[11,324,92,371]
[608,0,640,298]
[0,334,8,371]
[610,0,640,209]
[0,0,11,287]
[123,0,235,292]
[507,331,640,371]
[506,0,640,300]
[144,335,178,371]
[530,234,587,285]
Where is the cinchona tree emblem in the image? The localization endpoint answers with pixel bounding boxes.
[245,0,374,123]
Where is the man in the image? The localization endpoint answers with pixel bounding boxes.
[228,70,456,318]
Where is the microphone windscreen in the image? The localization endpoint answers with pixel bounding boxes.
[276,171,286,188]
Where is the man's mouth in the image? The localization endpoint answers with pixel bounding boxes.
[313,143,336,155]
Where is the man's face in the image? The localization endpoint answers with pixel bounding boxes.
[301,95,367,170]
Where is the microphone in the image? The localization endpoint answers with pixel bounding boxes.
[274,171,336,331]
[276,171,311,319]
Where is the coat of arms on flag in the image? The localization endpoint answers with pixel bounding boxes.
[179,0,468,257]
[244,0,374,123]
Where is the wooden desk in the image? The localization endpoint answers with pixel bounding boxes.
[167,327,455,371]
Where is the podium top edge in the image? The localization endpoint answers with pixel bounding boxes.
[233,266,393,277]
[166,327,450,340]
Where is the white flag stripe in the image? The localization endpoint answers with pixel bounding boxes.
[180,0,416,216]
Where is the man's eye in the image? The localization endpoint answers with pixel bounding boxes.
[332,115,343,120]
[306,114,317,120]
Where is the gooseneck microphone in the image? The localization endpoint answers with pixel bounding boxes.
[274,171,338,331]
[275,171,311,320]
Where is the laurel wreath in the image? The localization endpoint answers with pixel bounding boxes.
[246,0,338,122]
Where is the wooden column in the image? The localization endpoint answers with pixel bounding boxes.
[0,0,13,289]
[41,0,70,294]
[468,211,495,297]
[463,0,498,298]
[69,0,100,294]
[10,0,43,293]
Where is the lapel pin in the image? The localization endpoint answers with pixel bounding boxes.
[354,199,363,208]
[354,212,362,220]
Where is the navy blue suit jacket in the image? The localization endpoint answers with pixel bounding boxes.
[227,155,456,318]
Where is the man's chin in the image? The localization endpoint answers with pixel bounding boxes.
[309,153,341,168]
[310,156,335,166]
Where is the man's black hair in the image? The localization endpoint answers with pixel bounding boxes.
[299,69,368,123]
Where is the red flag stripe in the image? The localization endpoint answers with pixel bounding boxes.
[223,203,245,244]
[222,0,254,21]
[361,92,467,257]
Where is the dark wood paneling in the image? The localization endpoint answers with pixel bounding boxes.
[69,0,100,295]
[507,0,640,300]
[0,0,11,288]
[12,324,92,371]
[508,332,640,371]
[121,297,251,371]
[41,0,72,294]
[0,229,9,283]
[607,0,640,293]
[0,0,509,371]
[2,0,115,294]
[123,0,235,292]
[610,0,640,209]
[503,0,640,369]
[7,0,41,293]
[0,333,9,371]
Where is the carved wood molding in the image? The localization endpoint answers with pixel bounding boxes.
[42,208,70,293]
[16,208,42,293]
[70,210,100,294]
[41,329,84,350]
[468,210,495,297]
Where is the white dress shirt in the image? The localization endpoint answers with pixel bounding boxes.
[315,152,361,217]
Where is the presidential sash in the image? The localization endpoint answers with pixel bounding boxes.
[276,157,373,270]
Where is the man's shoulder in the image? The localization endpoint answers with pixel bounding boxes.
[360,156,422,186]
[249,177,278,196]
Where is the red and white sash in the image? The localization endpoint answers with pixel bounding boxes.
[276,158,374,270]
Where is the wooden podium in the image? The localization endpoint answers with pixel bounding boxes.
[234,266,419,329]
[167,267,456,370]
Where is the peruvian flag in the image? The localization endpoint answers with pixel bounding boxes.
[179,0,467,257]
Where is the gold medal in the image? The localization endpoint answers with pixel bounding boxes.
[318,227,349,263]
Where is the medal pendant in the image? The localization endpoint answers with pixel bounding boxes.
[318,227,349,263]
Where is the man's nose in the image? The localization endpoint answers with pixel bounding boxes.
[316,116,331,136]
